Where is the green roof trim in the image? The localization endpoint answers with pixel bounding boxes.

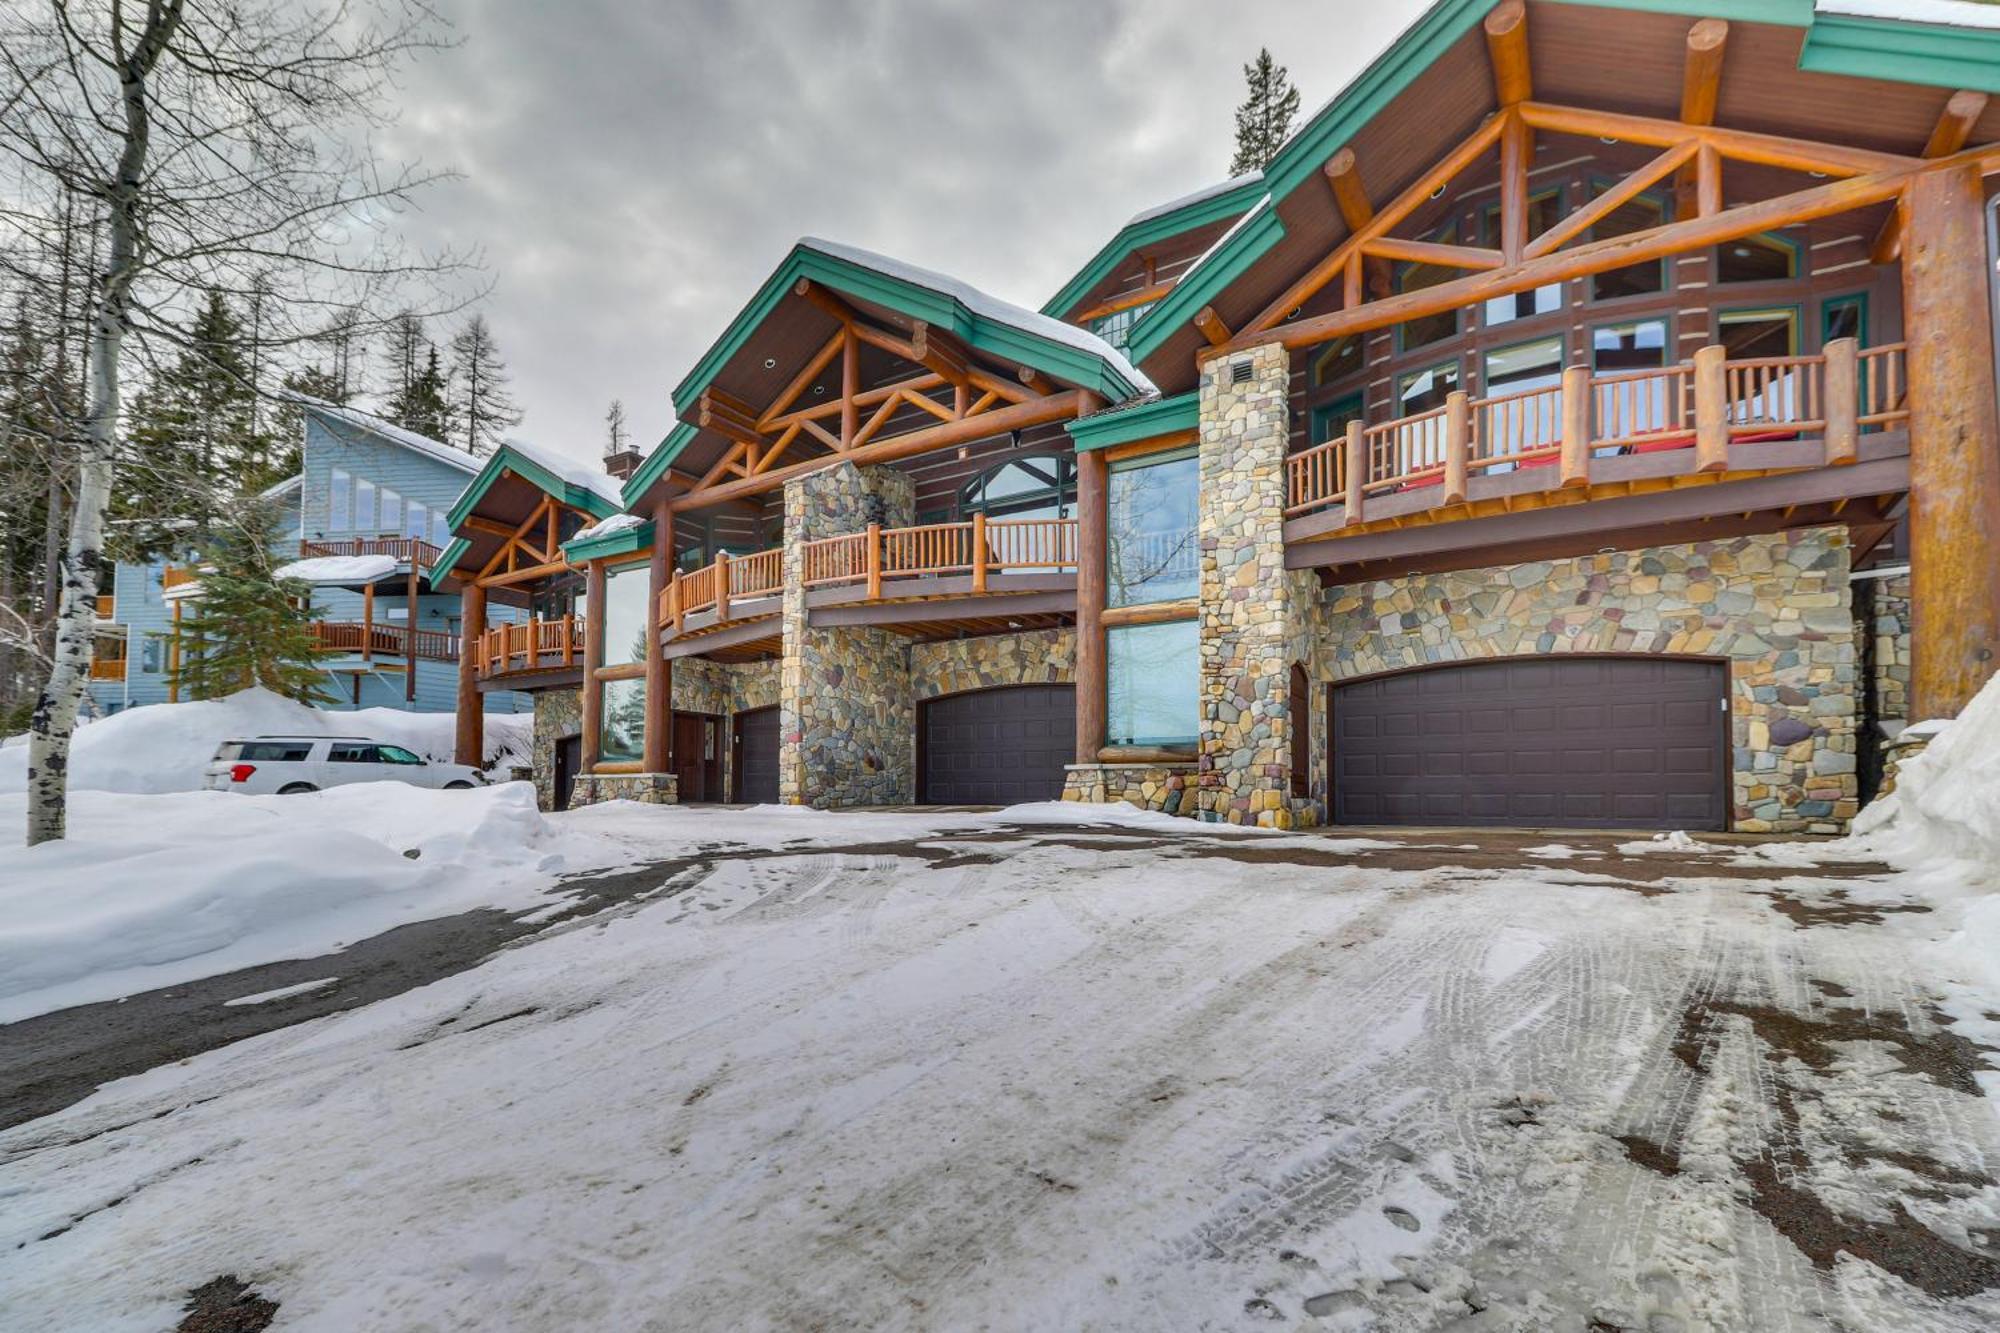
[562,518,655,564]
[1065,392,1200,452]
[1126,202,1287,366]
[1040,176,1267,320]
[618,421,698,513]
[432,536,472,580]
[441,443,624,577]
[1800,10,2000,94]
[1550,0,1808,24]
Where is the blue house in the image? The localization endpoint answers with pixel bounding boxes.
[88,400,527,716]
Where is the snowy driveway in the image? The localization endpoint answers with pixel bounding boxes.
[3,809,1999,1331]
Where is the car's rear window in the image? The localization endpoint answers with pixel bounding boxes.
[238,741,314,761]
[212,741,243,761]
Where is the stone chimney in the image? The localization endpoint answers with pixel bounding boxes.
[603,446,644,480]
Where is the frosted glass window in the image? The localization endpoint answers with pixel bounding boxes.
[354,478,377,533]
[329,469,351,531]
[405,500,428,541]
[378,488,402,535]
[1107,620,1198,748]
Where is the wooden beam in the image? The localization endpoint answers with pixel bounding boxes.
[1070,280,1176,325]
[697,387,765,447]
[910,321,972,384]
[1323,147,1373,231]
[461,515,517,538]
[1518,102,1915,178]
[1528,139,1699,259]
[1499,110,1531,264]
[1363,236,1507,271]
[1872,89,1990,263]
[1193,305,1233,347]
[757,330,845,431]
[643,502,672,775]
[454,580,484,767]
[1484,0,1530,106]
[1679,19,1728,127]
[580,559,605,771]
[668,390,1095,512]
[840,325,859,447]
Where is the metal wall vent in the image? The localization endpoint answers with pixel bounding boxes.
[1230,358,1254,384]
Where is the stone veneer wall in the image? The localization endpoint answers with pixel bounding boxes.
[530,686,581,811]
[1855,569,1912,802]
[1197,343,1312,827]
[1316,526,1858,834]
[908,628,1073,700]
[780,464,916,807]
[1062,763,1197,816]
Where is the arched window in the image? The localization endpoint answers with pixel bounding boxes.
[959,455,1075,521]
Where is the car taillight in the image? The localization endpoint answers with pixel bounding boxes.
[230,763,257,783]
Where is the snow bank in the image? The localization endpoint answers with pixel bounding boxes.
[1850,670,2000,878]
[0,688,532,794]
[272,553,400,584]
[0,782,574,1022]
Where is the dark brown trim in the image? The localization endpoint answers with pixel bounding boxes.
[475,665,584,694]
[662,617,785,661]
[809,588,1077,628]
[805,572,1076,609]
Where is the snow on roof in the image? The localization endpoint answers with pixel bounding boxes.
[1818,0,2000,29]
[1168,193,1275,304]
[273,554,400,585]
[281,392,481,475]
[570,512,646,544]
[1123,171,1262,228]
[496,436,627,510]
[798,238,1157,396]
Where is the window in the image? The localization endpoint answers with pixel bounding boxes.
[1395,223,1461,349]
[1589,187,1666,301]
[1089,302,1155,352]
[329,469,351,531]
[234,741,314,762]
[1311,335,1363,388]
[1484,336,1564,396]
[1481,189,1564,325]
[1108,449,1198,607]
[1592,318,1669,373]
[405,500,428,542]
[600,561,651,666]
[1309,393,1365,448]
[1718,233,1799,284]
[1592,319,1675,444]
[353,478,377,533]
[960,455,1074,521]
[1107,619,1198,750]
[1822,293,1867,345]
[1718,307,1798,359]
[141,637,162,673]
[1481,338,1565,463]
[598,678,646,764]
[532,570,585,622]
[378,487,402,536]
[376,744,425,766]
[1397,360,1460,416]
[328,743,380,763]
[430,511,452,548]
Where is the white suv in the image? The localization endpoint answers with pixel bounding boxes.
[204,735,487,795]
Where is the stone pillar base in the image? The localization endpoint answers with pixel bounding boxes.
[568,772,679,807]
[1062,763,1197,818]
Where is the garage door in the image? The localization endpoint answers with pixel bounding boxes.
[921,684,1074,806]
[732,706,780,804]
[1332,657,1727,830]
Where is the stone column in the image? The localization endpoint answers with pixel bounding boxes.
[1197,343,1306,827]
[779,462,916,807]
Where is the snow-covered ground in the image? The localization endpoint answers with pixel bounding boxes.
[4,683,2000,1328]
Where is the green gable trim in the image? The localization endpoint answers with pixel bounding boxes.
[1066,392,1199,452]
[563,519,655,564]
[432,536,472,580]
[1040,176,1267,320]
[668,243,1151,437]
[1126,203,1287,366]
[619,421,698,512]
[445,443,622,537]
[1800,12,2000,94]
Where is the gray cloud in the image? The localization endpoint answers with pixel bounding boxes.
[381,0,1426,464]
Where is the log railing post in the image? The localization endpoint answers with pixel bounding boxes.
[1075,449,1108,764]
[1560,365,1592,487]
[716,551,732,621]
[1343,419,1366,527]
[1823,336,1859,465]
[527,615,540,670]
[670,568,684,633]
[1442,390,1470,505]
[866,522,882,599]
[971,512,988,591]
[1693,343,1729,473]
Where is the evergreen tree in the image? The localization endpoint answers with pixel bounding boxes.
[381,310,426,406]
[1229,49,1301,176]
[172,498,331,703]
[386,344,454,442]
[269,363,352,481]
[605,398,629,455]
[448,314,522,455]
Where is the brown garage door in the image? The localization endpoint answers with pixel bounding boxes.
[1331,657,1727,830]
[733,706,780,804]
[921,684,1075,806]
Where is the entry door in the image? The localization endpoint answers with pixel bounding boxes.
[672,711,722,803]
[1331,657,1728,830]
[552,734,581,812]
[733,706,780,803]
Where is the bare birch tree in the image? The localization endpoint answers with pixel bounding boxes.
[1,0,470,844]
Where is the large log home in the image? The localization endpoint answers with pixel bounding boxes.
[448,0,2000,832]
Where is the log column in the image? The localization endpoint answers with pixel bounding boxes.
[1074,447,1108,763]
[580,559,606,771]
[454,580,485,767]
[1899,165,2000,719]
[643,502,674,774]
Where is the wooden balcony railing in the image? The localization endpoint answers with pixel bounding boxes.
[310,621,459,661]
[88,657,126,681]
[93,594,114,620]
[161,565,198,591]
[1286,338,1910,519]
[798,516,1077,598]
[299,536,443,570]
[474,615,585,678]
[660,546,785,632]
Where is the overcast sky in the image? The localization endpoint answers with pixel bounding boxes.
[380,0,1429,465]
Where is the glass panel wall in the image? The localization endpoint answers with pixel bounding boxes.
[600,560,651,666]
[1107,620,1198,750]
[598,678,646,764]
[1108,450,1198,607]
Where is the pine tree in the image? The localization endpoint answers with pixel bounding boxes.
[1230,49,1301,176]
[269,363,352,480]
[448,314,522,455]
[605,398,629,455]
[382,310,426,407]
[173,498,331,703]
[386,344,454,442]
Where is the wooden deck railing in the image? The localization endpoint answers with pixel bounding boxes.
[299,536,444,570]
[1286,338,1909,519]
[94,594,114,620]
[311,621,460,662]
[161,565,198,591]
[88,657,126,680]
[659,546,785,632]
[473,615,584,678]
[798,516,1077,598]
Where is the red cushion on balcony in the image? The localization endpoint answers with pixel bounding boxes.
[1630,432,1695,454]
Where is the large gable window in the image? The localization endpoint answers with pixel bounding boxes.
[1089,302,1155,352]
[960,455,1074,522]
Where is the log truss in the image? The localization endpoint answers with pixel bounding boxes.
[471,494,592,588]
[1211,0,1997,359]
[683,278,1060,499]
